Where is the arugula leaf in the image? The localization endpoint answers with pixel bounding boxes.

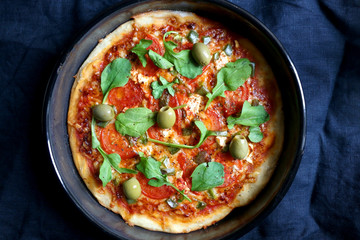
[151,76,176,99]
[131,39,153,67]
[227,101,269,129]
[205,58,252,109]
[148,50,174,69]
[97,147,137,187]
[115,107,156,137]
[191,162,224,191]
[148,120,227,149]
[163,31,202,79]
[136,152,162,179]
[193,121,227,148]
[99,156,112,187]
[248,126,263,143]
[136,152,191,201]
[91,116,100,149]
[101,58,131,102]
[220,58,252,91]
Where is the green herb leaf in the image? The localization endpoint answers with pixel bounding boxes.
[101,58,131,102]
[163,31,202,79]
[248,126,263,143]
[115,107,156,137]
[219,58,252,91]
[91,116,100,149]
[136,152,162,179]
[191,162,225,191]
[148,50,174,69]
[136,152,191,201]
[99,157,112,187]
[151,76,176,99]
[131,39,153,67]
[227,101,269,129]
[193,120,227,148]
[205,58,252,109]
[98,147,137,187]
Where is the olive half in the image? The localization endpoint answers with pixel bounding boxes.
[157,106,176,129]
[92,104,115,122]
[191,42,211,66]
[123,177,141,201]
[229,135,249,160]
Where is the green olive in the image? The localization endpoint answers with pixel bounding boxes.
[157,106,176,129]
[92,104,115,122]
[229,135,249,160]
[123,177,141,201]
[191,42,211,66]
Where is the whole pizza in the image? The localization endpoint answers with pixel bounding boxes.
[67,10,283,233]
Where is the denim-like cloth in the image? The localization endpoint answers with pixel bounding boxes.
[0,0,359,239]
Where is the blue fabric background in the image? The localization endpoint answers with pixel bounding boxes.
[0,0,359,239]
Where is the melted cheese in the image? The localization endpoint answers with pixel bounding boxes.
[214,52,230,71]
[184,94,203,122]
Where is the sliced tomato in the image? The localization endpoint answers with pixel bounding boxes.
[145,34,164,55]
[177,152,197,191]
[147,124,163,141]
[107,80,145,112]
[146,94,159,112]
[214,152,240,188]
[136,172,175,199]
[202,107,227,131]
[135,34,165,77]
[199,136,217,156]
[223,81,249,118]
[100,123,137,160]
[168,92,186,134]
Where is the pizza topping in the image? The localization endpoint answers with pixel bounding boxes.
[115,107,156,137]
[99,123,138,160]
[229,135,249,160]
[97,146,137,187]
[191,42,211,66]
[92,104,115,122]
[123,177,141,202]
[202,36,211,45]
[163,31,203,79]
[224,43,233,56]
[196,201,207,210]
[136,172,175,199]
[100,58,132,102]
[148,49,174,69]
[227,100,269,142]
[191,162,225,191]
[151,76,176,99]
[148,120,227,149]
[107,79,145,112]
[136,152,191,201]
[205,58,253,109]
[157,106,176,129]
[166,198,179,208]
[186,29,199,44]
[131,39,153,67]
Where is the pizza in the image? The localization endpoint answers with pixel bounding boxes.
[67,10,283,233]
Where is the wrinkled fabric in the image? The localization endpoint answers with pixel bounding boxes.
[0,0,359,239]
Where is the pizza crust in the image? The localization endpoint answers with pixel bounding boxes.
[67,10,283,233]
